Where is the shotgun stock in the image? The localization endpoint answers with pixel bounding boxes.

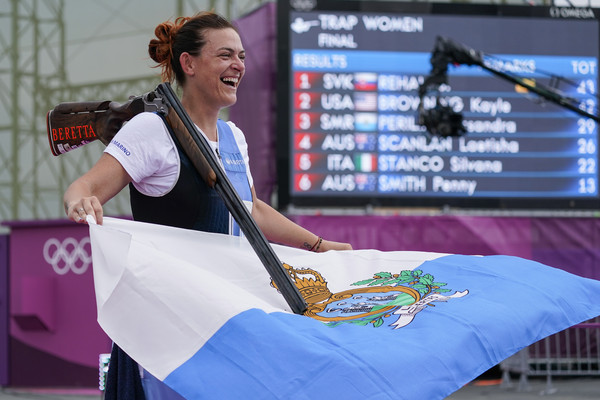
[46,90,218,186]
[46,92,165,156]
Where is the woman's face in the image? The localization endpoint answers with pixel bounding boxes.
[187,28,246,110]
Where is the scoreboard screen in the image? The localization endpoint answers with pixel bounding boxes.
[276,1,600,210]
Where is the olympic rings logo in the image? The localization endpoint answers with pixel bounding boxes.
[42,237,92,275]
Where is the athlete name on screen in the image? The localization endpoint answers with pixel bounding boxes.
[379,135,452,152]
[379,155,444,172]
[380,176,476,195]
[378,155,503,173]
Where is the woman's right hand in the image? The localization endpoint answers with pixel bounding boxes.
[63,153,133,226]
[65,196,104,225]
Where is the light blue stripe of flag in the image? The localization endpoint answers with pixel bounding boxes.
[164,254,600,400]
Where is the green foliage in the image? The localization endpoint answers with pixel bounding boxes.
[351,269,450,296]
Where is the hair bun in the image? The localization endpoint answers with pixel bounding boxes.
[148,22,174,64]
[148,17,190,82]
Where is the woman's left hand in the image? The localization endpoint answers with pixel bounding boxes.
[317,239,353,252]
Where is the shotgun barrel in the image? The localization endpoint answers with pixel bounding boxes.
[155,82,308,315]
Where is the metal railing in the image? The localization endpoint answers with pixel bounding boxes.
[500,317,600,395]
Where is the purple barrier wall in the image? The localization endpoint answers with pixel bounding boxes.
[289,214,600,281]
[0,234,8,386]
[3,219,111,388]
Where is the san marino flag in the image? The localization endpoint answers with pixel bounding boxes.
[89,217,600,400]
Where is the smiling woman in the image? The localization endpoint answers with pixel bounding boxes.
[180,30,246,131]
[61,10,352,400]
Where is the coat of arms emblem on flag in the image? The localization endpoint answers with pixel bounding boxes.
[274,264,469,329]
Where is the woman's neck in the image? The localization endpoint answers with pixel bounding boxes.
[181,94,219,141]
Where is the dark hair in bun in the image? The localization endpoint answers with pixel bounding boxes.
[148,12,237,84]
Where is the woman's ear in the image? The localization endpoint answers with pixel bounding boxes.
[180,52,195,76]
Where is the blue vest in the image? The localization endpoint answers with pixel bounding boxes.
[216,119,252,236]
[129,118,252,236]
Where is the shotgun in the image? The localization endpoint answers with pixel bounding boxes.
[46,83,308,315]
[47,93,159,155]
